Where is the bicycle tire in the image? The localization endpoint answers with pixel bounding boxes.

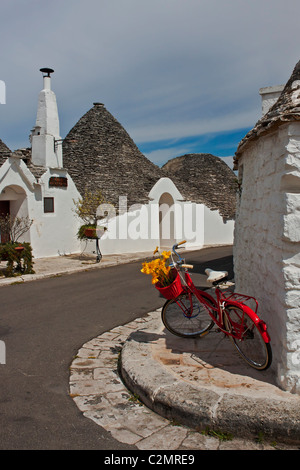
[224,304,272,370]
[161,290,217,338]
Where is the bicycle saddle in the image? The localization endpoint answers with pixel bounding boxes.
[205,268,228,283]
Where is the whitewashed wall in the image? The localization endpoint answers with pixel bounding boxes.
[0,157,82,258]
[204,206,234,246]
[30,169,81,258]
[234,122,300,393]
[96,178,234,255]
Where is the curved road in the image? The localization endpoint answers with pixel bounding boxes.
[0,246,233,449]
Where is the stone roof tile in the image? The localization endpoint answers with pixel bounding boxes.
[63,104,236,219]
[163,154,236,220]
[0,138,11,166]
[235,59,300,165]
[62,103,164,208]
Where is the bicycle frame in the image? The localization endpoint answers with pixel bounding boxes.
[178,270,226,332]
[171,245,270,344]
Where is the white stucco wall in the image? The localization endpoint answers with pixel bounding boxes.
[94,177,234,255]
[0,157,36,246]
[30,169,81,258]
[96,204,160,254]
[0,157,82,258]
[234,123,300,393]
[203,206,234,246]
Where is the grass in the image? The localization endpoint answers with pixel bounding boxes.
[201,426,233,441]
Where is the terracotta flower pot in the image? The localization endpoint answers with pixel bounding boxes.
[84,228,97,238]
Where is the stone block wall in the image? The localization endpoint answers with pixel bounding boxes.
[234,123,300,393]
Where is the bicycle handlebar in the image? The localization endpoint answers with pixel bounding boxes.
[171,241,194,270]
[170,240,193,270]
[172,241,185,263]
[172,240,186,252]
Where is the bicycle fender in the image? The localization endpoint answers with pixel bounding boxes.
[224,300,271,343]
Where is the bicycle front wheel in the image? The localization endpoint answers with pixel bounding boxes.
[224,305,272,370]
[161,290,216,338]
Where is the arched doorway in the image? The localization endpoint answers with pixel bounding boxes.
[159,192,175,249]
[0,200,10,243]
[0,185,30,243]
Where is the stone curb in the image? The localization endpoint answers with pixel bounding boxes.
[119,313,300,445]
[0,252,152,287]
[69,310,295,450]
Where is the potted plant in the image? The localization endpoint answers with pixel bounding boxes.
[73,189,111,240]
[77,224,99,240]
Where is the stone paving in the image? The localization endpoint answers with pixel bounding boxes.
[1,249,299,450]
[69,310,298,451]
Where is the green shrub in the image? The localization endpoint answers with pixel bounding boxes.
[0,242,35,277]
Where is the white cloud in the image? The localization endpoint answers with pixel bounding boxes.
[130,108,260,144]
[220,156,235,170]
[1,0,300,156]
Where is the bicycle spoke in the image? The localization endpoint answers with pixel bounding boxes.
[161,291,216,338]
[224,305,271,370]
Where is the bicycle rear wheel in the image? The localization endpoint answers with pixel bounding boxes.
[224,304,272,370]
[161,290,216,338]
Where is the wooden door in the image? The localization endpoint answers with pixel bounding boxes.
[0,201,10,243]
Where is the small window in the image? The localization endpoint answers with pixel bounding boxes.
[44,197,54,213]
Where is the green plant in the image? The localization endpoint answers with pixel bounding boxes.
[73,189,111,240]
[201,427,233,442]
[73,189,109,225]
[255,431,265,444]
[0,242,35,277]
[77,224,97,240]
[128,393,143,406]
[0,215,33,243]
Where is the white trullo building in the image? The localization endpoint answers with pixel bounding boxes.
[0,68,236,259]
[62,103,236,254]
[234,59,300,393]
[0,68,81,258]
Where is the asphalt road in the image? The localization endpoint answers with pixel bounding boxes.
[0,245,233,450]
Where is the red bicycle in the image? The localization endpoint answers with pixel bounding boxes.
[160,242,272,371]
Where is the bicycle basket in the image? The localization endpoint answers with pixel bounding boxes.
[155,269,184,300]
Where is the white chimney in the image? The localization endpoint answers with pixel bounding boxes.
[259,85,284,116]
[31,68,63,168]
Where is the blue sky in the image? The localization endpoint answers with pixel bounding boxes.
[1,0,300,170]
[139,128,251,168]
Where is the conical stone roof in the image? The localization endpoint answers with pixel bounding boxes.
[0,138,11,166]
[62,103,163,208]
[163,154,236,219]
[1,107,236,221]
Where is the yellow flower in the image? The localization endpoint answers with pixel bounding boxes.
[141,247,174,287]
[161,250,171,260]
